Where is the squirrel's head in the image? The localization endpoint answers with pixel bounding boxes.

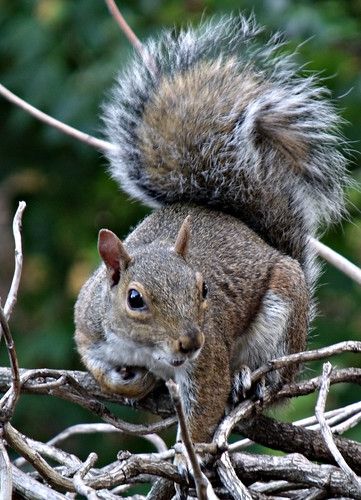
[98,216,208,372]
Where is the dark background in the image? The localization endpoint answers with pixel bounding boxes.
[1,0,360,484]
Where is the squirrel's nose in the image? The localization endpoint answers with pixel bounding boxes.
[177,331,204,354]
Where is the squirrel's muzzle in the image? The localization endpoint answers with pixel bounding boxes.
[176,329,204,355]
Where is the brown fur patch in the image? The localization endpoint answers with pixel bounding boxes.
[137,58,262,180]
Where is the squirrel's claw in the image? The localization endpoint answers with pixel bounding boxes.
[253,377,266,403]
[231,365,252,404]
[231,368,268,405]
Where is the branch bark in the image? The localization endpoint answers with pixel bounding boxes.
[3,200,26,321]
[235,414,361,475]
[0,84,117,153]
[315,363,361,492]
[233,452,361,499]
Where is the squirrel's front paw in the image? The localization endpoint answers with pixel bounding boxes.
[231,366,270,404]
[231,365,252,404]
[91,364,157,399]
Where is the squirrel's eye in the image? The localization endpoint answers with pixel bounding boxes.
[128,289,146,310]
[202,282,208,299]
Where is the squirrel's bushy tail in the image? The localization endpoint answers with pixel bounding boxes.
[103,15,347,285]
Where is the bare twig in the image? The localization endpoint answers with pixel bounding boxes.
[14,368,176,435]
[249,480,301,495]
[228,400,361,452]
[310,237,361,286]
[0,202,25,421]
[14,430,172,472]
[0,432,12,498]
[73,452,99,499]
[110,484,133,494]
[12,465,68,499]
[3,201,26,321]
[57,373,176,436]
[90,454,181,488]
[251,340,361,386]
[293,401,361,431]
[5,421,180,493]
[104,0,143,53]
[104,0,157,74]
[0,84,117,153]
[332,409,361,434]
[0,366,175,417]
[166,379,215,500]
[46,422,168,453]
[233,452,361,499]
[4,422,76,492]
[315,362,361,492]
[0,306,20,420]
[277,367,361,400]
[142,434,168,453]
[235,413,361,475]
[13,431,82,469]
[217,452,252,500]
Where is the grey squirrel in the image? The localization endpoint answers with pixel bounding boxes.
[74,16,347,443]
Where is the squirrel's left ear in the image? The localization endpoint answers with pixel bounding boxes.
[174,215,191,259]
[98,229,132,286]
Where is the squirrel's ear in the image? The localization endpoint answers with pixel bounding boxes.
[174,215,191,259]
[98,229,132,286]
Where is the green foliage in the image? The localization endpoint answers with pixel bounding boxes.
[1,0,360,466]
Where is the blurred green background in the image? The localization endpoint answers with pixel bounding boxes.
[1,0,361,485]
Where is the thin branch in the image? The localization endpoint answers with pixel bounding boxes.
[90,454,181,489]
[73,453,99,499]
[103,0,157,74]
[143,434,168,454]
[109,484,133,495]
[249,480,301,495]
[294,402,360,430]
[56,373,176,436]
[233,452,361,499]
[310,236,361,286]
[0,306,20,420]
[332,409,361,434]
[277,367,361,400]
[166,379,214,500]
[235,413,361,475]
[46,422,167,453]
[217,452,252,500]
[11,368,176,435]
[3,201,26,321]
[13,431,82,469]
[315,362,361,492]
[146,478,176,500]
[12,465,68,500]
[104,0,143,53]
[228,400,361,452]
[0,431,12,498]
[250,340,361,386]
[4,422,76,492]
[215,364,361,465]
[0,366,175,415]
[0,83,117,153]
